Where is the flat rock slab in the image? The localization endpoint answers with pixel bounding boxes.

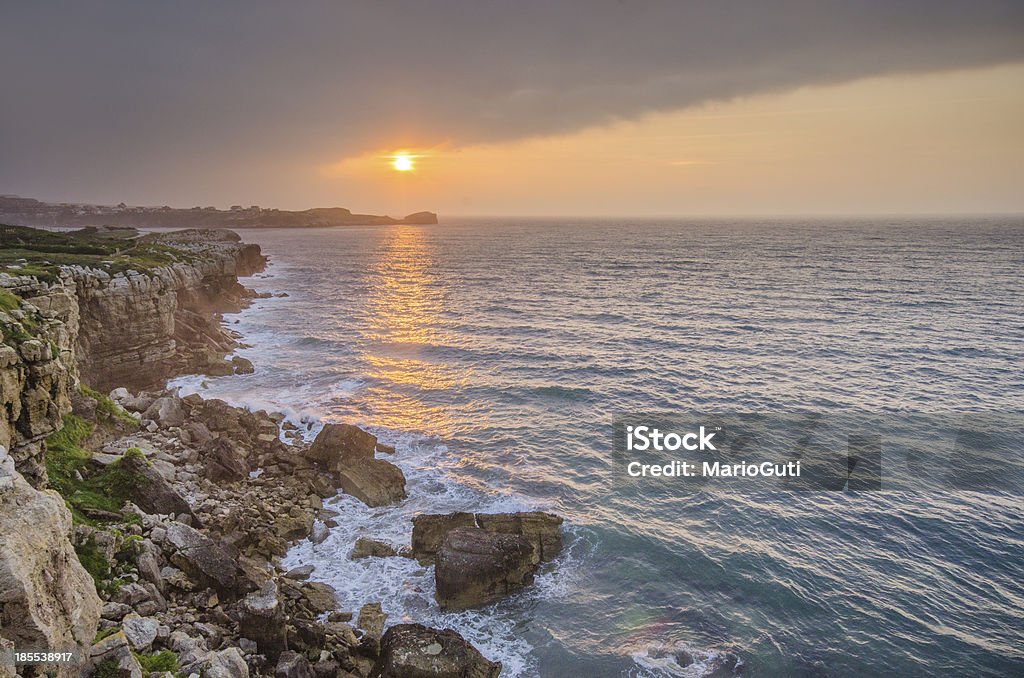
[411,511,563,565]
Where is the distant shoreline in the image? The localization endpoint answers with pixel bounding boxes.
[0,194,438,230]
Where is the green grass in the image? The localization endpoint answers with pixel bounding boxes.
[94,627,119,643]
[44,414,94,498]
[133,650,180,674]
[1,289,45,347]
[79,383,138,426]
[0,288,20,311]
[45,416,146,524]
[1,324,34,345]
[74,535,111,589]
[92,657,122,678]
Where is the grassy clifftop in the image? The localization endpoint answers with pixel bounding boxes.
[0,224,196,283]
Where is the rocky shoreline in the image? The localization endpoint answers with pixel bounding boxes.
[0,226,563,678]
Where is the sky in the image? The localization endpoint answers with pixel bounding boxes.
[1,1,1023,217]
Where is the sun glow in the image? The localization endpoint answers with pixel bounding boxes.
[392,154,414,171]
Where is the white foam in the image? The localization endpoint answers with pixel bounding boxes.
[168,372,333,443]
[631,642,744,677]
[281,432,580,677]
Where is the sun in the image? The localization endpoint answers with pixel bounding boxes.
[392,154,414,172]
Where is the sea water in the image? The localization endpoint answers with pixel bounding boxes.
[171,217,1024,677]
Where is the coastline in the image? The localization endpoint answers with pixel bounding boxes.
[170,244,574,677]
[0,225,563,678]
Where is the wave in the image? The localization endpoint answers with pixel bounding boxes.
[168,372,365,442]
[280,430,584,677]
[631,642,743,678]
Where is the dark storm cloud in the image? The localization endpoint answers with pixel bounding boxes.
[2,0,1023,202]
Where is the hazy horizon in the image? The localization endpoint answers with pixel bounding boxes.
[2,1,1023,216]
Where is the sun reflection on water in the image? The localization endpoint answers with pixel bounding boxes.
[360,226,466,435]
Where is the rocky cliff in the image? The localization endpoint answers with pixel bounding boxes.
[71,230,266,392]
[1,226,266,483]
[1,225,530,678]
[0,227,266,677]
[0,285,79,485]
[0,453,102,678]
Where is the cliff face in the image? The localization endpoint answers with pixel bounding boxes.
[71,233,266,392]
[0,284,79,484]
[0,458,102,678]
[0,228,266,480]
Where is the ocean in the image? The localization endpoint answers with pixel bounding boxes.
[170,217,1024,677]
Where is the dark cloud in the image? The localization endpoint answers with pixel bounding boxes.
[2,0,1022,204]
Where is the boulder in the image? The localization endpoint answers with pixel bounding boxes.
[120,452,196,520]
[186,421,215,446]
[0,469,101,678]
[109,387,131,402]
[275,509,315,542]
[89,631,144,678]
[351,537,397,560]
[108,581,151,608]
[360,606,391,647]
[275,651,315,678]
[169,630,209,667]
[370,624,501,678]
[165,522,247,596]
[308,424,406,507]
[71,389,99,421]
[435,527,536,611]
[101,602,132,622]
[231,356,255,375]
[284,564,315,581]
[308,424,377,467]
[135,540,164,592]
[18,339,48,363]
[121,613,159,652]
[476,512,563,563]
[202,438,249,483]
[411,511,562,565]
[110,388,154,413]
[142,396,186,428]
[299,581,338,615]
[238,580,287,663]
[204,647,249,678]
[336,460,407,507]
[410,513,476,564]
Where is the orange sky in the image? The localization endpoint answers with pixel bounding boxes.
[322,64,1024,217]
